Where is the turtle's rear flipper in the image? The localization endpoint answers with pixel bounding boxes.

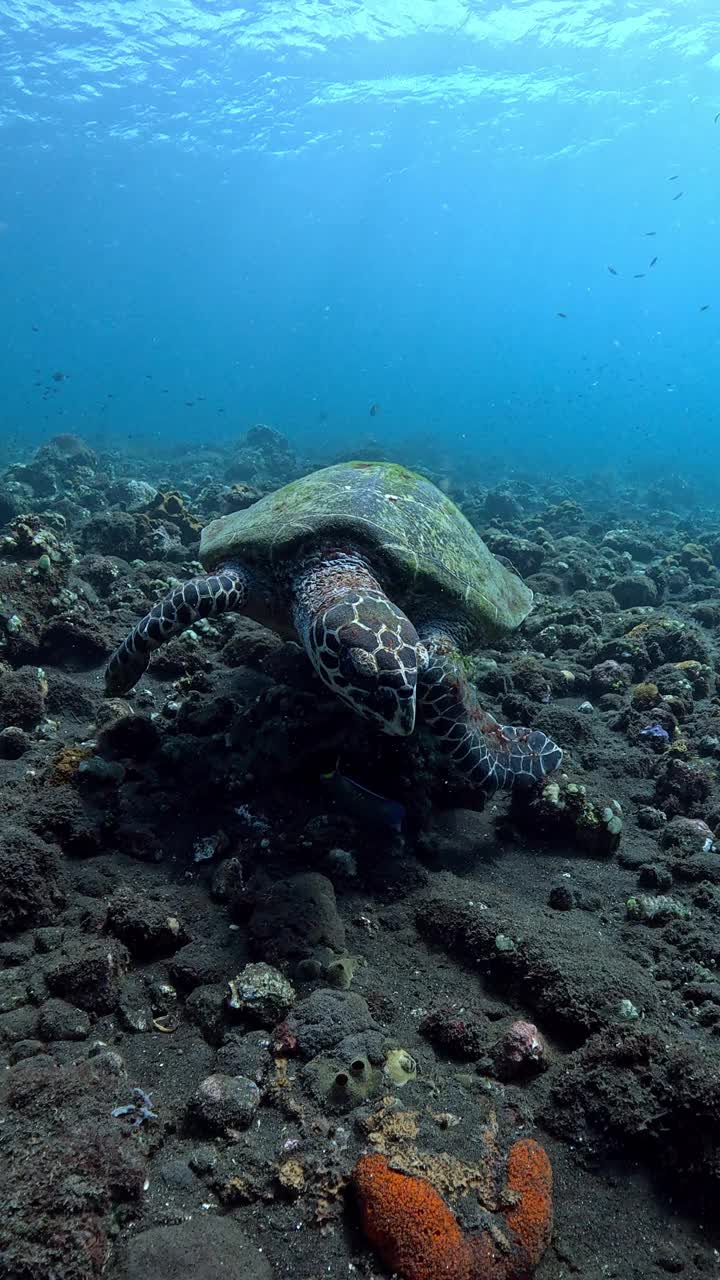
[105,566,248,696]
[417,637,562,790]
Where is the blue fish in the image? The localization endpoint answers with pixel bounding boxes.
[321,764,405,832]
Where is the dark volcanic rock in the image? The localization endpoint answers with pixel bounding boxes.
[79,511,145,559]
[170,941,231,992]
[483,530,544,576]
[216,1030,272,1083]
[545,1027,720,1189]
[221,617,283,668]
[1,1052,145,1280]
[654,758,713,818]
[0,828,64,939]
[249,872,345,962]
[37,433,97,472]
[106,889,189,960]
[111,1217,272,1280]
[46,672,97,721]
[37,998,91,1042]
[416,892,659,1044]
[419,1005,490,1060]
[187,1072,260,1136]
[98,711,160,760]
[0,1006,40,1045]
[0,725,30,758]
[482,489,521,520]
[28,788,105,859]
[611,574,658,608]
[0,665,46,729]
[74,553,125,596]
[46,938,130,1013]
[286,989,380,1060]
[548,884,575,911]
[185,983,228,1046]
[40,612,109,668]
[415,808,492,865]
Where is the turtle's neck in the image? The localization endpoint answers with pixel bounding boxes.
[291,549,383,643]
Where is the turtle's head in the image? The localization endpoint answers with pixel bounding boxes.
[308,589,426,736]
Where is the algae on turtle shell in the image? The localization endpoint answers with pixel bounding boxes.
[200,460,533,643]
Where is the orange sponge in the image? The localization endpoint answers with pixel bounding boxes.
[353,1139,552,1280]
[504,1138,553,1273]
[353,1153,476,1280]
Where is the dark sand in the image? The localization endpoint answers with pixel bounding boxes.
[1,430,719,1280]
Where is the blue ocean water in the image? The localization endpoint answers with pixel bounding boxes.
[2,1,720,481]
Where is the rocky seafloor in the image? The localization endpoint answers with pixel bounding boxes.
[1,427,720,1280]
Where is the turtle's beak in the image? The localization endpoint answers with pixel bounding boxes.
[378,643,427,735]
[342,644,418,737]
[383,688,416,736]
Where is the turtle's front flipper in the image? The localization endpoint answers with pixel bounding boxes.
[417,631,562,789]
[105,565,248,696]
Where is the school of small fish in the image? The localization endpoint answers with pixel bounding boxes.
[23,112,719,426]
[557,117,717,318]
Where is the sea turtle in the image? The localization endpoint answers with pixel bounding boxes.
[105,461,562,788]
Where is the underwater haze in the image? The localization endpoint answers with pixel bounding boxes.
[7,8,720,1279]
[2,0,720,480]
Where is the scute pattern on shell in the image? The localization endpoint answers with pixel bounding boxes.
[199,461,532,644]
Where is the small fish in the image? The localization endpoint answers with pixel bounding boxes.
[669,174,679,180]
[369,403,381,417]
[672,191,683,200]
[649,256,658,267]
[31,324,39,332]
[556,312,567,318]
[700,304,711,311]
[639,724,670,742]
[715,112,720,124]
[321,763,405,832]
[644,231,657,236]
[633,273,645,279]
[51,370,67,382]
[607,266,618,275]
